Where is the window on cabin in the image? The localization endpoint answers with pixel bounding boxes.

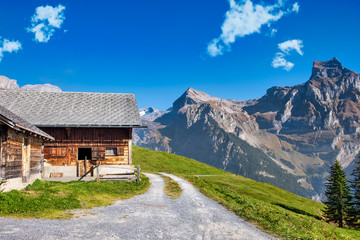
[105,148,117,156]
[49,147,67,157]
[78,148,92,160]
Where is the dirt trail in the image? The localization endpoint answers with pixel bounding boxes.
[0,173,274,240]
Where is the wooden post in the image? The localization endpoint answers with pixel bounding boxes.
[96,165,99,182]
[137,165,140,182]
[77,161,80,177]
[128,139,132,165]
[0,134,4,180]
[84,156,87,175]
[22,138,31,183]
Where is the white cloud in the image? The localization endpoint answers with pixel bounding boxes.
[207,0,299,57]
[278,39,303,55]
[2,39,22,53]
[271,53,294,71]
[0,38,22,62]
[207,39,224,57]
[272,39,303,71]
[27,4,66,43]
[292,2,299,13]
[267,28,278,38]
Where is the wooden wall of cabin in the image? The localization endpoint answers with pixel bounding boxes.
[41,127,132,167]
[0,125,4,180]
[0,127,44,181]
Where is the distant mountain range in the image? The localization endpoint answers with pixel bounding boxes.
[134,58,360,200]
[0,75,62,92]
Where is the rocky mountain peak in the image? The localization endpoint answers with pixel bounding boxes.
[172,87,222,111]
[310,57,350,79]
[139,107,156,116]
[0,75,20,90]
[139,107,169,122]
[186,87,221,102]
[313,57,342,69]
[21,84,62,92]
[134,58,360,200]
[0,75,62,92]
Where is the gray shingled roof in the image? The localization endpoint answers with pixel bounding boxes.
[0,91,142,128]
[0,104,54,139]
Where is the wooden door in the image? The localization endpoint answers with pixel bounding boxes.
[78,148,93,177]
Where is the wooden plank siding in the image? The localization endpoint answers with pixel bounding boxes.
[30,137,44,175]
[1,127,44,180]
[41,127,133,167]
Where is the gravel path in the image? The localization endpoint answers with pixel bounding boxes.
[0,173,275,240]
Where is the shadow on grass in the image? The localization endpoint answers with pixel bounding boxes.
[275,203,322,220]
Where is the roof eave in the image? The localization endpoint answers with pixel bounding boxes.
[36,124,144,128]
[0,116,54,140]
[15,123,55,140]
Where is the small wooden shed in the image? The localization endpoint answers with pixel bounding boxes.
[0,91,142,178]
[0,105,54,191]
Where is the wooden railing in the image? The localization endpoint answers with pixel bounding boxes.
[78,164,141,182]
[78,164,99,181]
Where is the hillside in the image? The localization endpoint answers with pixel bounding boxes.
[134,58,360,200]
[133,146,360,239]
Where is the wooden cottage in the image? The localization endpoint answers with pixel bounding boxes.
[0,105,54,191]
[0,91,142,178]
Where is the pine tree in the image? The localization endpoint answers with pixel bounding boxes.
[349,156,360,228]
[322,160,352,228]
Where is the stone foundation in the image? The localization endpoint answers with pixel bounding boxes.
[42,166,77,178]
[0,173,42,192]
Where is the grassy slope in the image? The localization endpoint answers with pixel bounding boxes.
[133,146,360,240]
[0,175,150,219]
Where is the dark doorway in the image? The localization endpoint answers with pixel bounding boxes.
[78,148,92,160]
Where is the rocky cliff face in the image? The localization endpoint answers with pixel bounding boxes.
[0,75,62,92]
[21,84,62,92]
[245,58,360,135]
[134,58,360,200]
[0,76,20,90]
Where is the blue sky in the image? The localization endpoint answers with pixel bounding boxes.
[0,0,359,110]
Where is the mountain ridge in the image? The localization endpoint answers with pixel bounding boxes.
[134,58,360,200]
[0,75,62,92]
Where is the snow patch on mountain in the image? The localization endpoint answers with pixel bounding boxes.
[139,107,168,122]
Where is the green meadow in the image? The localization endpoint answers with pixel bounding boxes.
[133,146,360,240]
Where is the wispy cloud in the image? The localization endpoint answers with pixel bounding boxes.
[207,0,299,57]
[0,38,22,62]
[267,28,278,38]
[272,39,303,71]
[207,39,224,57]
[278,39,303,55]
[292,2,300,13]
[27,4,66,43]
[272,53,294,71]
